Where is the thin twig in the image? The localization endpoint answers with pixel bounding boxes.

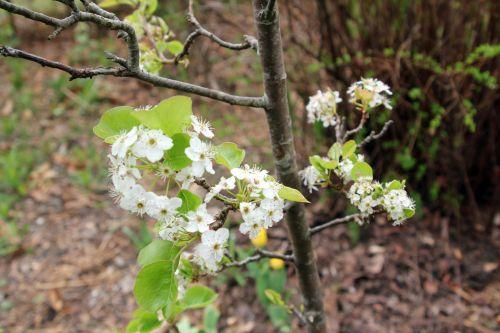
[358,120,394,148]
[220,249,294,271]
[0,0,267,108]
[291,304,307,326]
[175,0,256,63]
[343,110,368,141]
[309,213,364,235]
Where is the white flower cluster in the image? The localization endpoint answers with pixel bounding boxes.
[335,154,365,183]
[107,116,233,273]
[299,166,324,193]
[380,188,415,225]
[230,165,285,239]
[347,78,393,110]
[347,180,415,225]
[306,89,342,128]
[106,114,291,275]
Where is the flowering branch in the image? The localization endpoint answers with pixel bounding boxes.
[358,120,394,148]
[175,0,258,64]
[0,0,267,108]
[343,110,369,141]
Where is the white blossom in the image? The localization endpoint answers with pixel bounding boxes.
[299,165,323,193]
[204,176,236,203]
[347,180,381,216]
[185,204,215,233]
[190,115,214,138]
[111,127,138,159]
[194,228,229,271]
[185,137,215,176]
[119,184,149,216]
[146,194,182,222]
[347,78,393,110]
[306,89,342,128]
[131,128,173,162]
[382,189,415,225]
[239,215,265,239]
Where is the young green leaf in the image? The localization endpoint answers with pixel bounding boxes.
[341,140,357,159]
[214,142,245,170]
[165,41,184,56]
[134,260,178,312]
[126,309,161,333]
[177,190,202,214]
[132,96,192,136]
[180,285,218,309]
[93,106,141,143]
[137,239,181,267]
[386,180,404,191]
[278,186,309,203]
[327,142,342,162]
[310,155,337,170]
[264,289,287,308]
[350,161,373,181]
[164,133,191,171]
[203,305,220,333]
[404,208,415,219]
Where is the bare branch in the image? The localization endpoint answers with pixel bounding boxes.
[0,46,125,79]
[291,304,308,326]
[0,0,267,107]
[358,120,394,148]
[309,213,364,235]
[220,249,294,271]
[210,205,236,230]
[175,0,257,63]
[343,110,369,141]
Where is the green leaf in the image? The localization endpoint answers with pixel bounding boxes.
[203,306,220,333]
[132,96,192,136]
[180,285,218,309]
[177,190,202,214]
[327,142,342,162]
[350,161,373,181]
[264,289,287,309]
[165,41,184,56]
[386,180,404,191]
[278,186,309,203]
[404,208,415,219]
[164,133,191,171]
[134,260,178,312]
[214,142,245,170]
[137,239,181,267]
[309,155,337,170]
[341,140,357,159]
[100,0,137,9]
[126,309,161,333]
[93,106,140,143]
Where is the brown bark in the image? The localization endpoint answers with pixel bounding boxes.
[252,1,327,332]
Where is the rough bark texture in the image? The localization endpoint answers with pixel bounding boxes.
[252,1,327,332]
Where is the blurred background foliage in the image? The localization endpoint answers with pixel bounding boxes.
[281,0,498,230]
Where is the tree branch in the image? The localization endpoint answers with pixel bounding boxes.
[358,120,394,148]
[221,249,294,271]
[309,213,364,235]
[175,0,257,63]
[0,46,125,79]
[0,0,267,108]
[343,110,369,141]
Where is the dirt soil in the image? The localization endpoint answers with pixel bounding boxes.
[0,19,499,333]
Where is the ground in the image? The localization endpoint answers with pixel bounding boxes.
[0,20,499,333]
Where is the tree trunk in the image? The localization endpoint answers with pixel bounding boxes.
[252,1,327,332]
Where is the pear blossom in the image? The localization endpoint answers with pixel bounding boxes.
[204,176,236,203]
[382,189,415,225]
[260,198,284,227]
[306,89,342,127]
[119,184,149,215]
[111,127,138,158]
[131,128,173,162]
[299,165,323,192]
[185,137,215,176]
[239,215,265,239]
[190,115,214,138]
[200,228,229,262]
[185,204,215,233]
[146,194,182,222]
[347,78,393,110]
